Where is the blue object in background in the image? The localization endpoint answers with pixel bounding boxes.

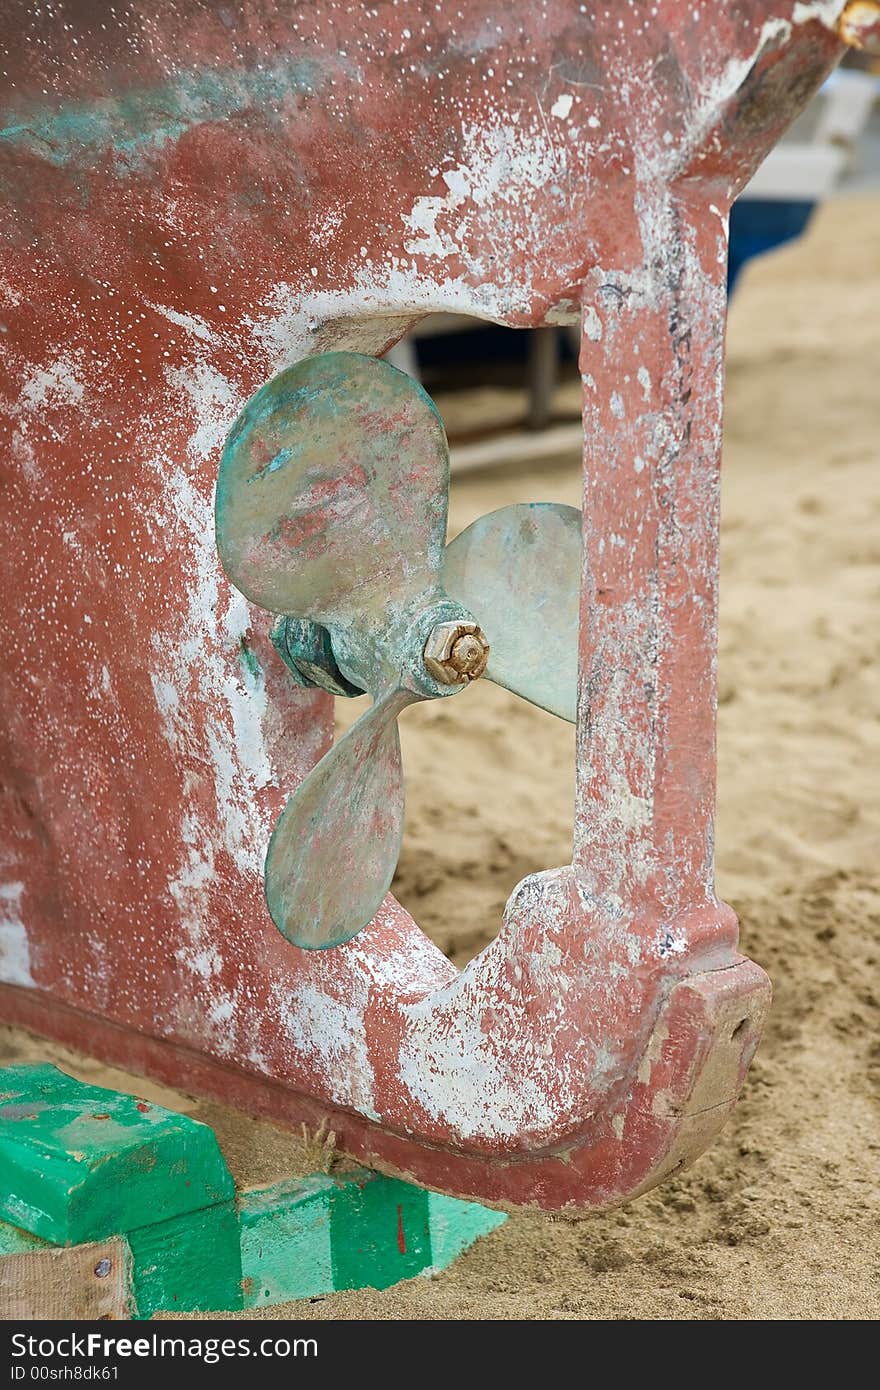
[727,197,816,292]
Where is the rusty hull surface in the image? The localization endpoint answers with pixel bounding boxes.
[0,2,847,1210]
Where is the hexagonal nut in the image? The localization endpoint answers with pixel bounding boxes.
[423,620,490,685]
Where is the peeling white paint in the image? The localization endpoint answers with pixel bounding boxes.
[167,825,215,945]
[166,360,238,461]
[20,353,86,411]
[582,306,603,341]
[399,980,562,1140]
[145,300,216,345]
[793,0,849,25]
[283,981,378,1120]
[0,883,35,987]
[656,928,688,959]
[401,117,562,280]
[176,942,222,979]
[149,360,277,896]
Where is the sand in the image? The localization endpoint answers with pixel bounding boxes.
[3,194,879,1319]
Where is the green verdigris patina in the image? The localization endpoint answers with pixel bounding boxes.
[0,57,324,172]
[215,351,581,951]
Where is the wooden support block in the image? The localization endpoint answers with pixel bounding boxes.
[124,1170,504,1315]
[0,1065,506,1316]
[0,1171,505,1316]
[426,1190,507,1270]
[0,1064,234,1245]
[328,1169,431,1292]
[238,1169,432,1308]
[238,1169,505,1311]
[238,1175,336,1309]
[127,1201,243,1318]
[0,1237,133,1320]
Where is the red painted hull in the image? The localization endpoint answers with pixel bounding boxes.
[0,2,844,1208]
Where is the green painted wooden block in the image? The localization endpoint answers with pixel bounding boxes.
[239,1175,336,1309]
[0,1064,234,1245]
[426,1190,507,1268]
[127,1200,243,1318]
[0,1219,50,1256]
[129,1170,504,1316]
[0,1064,507,1316]
[330,1169,431,1291]
[239,1169,503,1310]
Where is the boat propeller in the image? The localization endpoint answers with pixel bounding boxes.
[216,351,581,948]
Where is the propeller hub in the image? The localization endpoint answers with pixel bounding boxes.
[423,620,489,686]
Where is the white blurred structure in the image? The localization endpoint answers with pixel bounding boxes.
[746,67,877,200]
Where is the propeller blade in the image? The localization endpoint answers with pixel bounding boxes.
[265,689,416,949]
[216,352,450,629]
[442,503,582,722]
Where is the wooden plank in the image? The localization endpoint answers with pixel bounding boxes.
[239,1169,505,1309]
[0,1064,234,1245]
[450,422,583,474]
[128,1169,505,1314]
[0,1237,132,1320]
